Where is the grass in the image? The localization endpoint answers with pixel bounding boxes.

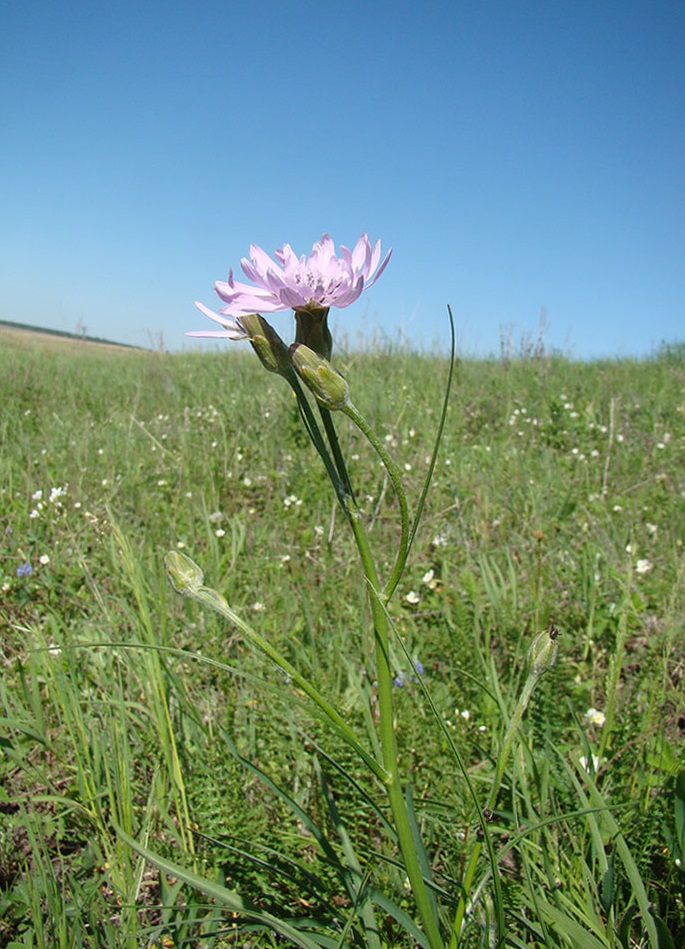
[1,329,684,947]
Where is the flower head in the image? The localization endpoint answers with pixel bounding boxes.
[16,561,33,578]
[189,233,391,339]
[584,707,606,727]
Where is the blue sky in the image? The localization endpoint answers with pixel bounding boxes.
[2,0,684,357]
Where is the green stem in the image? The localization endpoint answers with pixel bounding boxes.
[346,512,444,949]
[184,578,388,785]
[318,405,356,501]
[287,371,350,515]
[341,401,410,600]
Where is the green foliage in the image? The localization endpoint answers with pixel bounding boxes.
[1,334,684,945]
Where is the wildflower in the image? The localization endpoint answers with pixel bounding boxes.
[584,707,606,727]
[404,590,420,605]
[16,561,33,578]
[189,233,391,358]
[48,643,62,657]
[579,753,601,773]
[38,554,50,565]
[636,559,652,574]
[214,529,226,538]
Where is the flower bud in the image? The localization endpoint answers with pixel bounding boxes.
[239,313,293,376]
[528,624,560,676]
[290,344,351,411]
[165,550,204,596]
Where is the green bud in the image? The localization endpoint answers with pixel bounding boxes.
[165,550,204,596]
[239,313,293,376]
[290,343,350,411]
[528,624,560,676]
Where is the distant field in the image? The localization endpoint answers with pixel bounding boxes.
[1,329,684,946]
[0,319,143,353]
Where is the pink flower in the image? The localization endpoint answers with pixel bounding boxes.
[189,233,391,338]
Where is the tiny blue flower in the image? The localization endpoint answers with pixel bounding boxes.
[393,672,405,688]
[16,561,33,578]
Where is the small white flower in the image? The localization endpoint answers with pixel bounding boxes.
[422,569,435,585]
[176,541,186,549]
[214,529,226,538]
[579,754,601,773]
[585,707,606,727]
[646,523,657,535]
[39,554,50,566]
[635,559,652,574]
[404,590,420,605]
[47,643,62,657]
[32,490,43,501]
[252,601,266,612]
[208,511,223,523]
[460,709,471,721]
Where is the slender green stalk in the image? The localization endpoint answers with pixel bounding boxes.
[345,509,444,949]
[165,551,387,785]
[341,401,410,600]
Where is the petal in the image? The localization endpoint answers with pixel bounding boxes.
[365,246,393,288]
[186,329,244,338]
[193,301,249,338]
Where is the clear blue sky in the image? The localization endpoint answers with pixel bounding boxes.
[2,0,684,357]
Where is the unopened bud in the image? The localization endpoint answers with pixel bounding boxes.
[528,624,560,676]
[290,344,350,410]
[239,314,292,376]
[165,550,204,596]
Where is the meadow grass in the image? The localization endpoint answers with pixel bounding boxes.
[1,329,684,947]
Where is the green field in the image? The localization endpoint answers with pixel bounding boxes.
[1,327,684,947]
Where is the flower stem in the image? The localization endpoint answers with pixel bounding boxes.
[345,511,444,949]
[341,401,410,599]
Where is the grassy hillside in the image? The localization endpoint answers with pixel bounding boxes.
[1,332,684,946]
